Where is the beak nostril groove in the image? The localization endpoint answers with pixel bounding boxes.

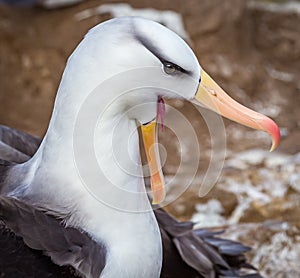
[209,88,217,97]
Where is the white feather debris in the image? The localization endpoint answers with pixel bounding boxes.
[226,149,290,170]
[216,150,299,223]
[191,199,227,228]
[247,0,300,16]
[266,65,295,83]
[265,152,291,168]
[252,231,300,277]
[224,178,271,204]
[227,197,252,225]
[225,158,248,170]
[230,149,267,166]
[222,222,300,277]
[289,173,300,193]
[190,150,299,226]
[75,3,190,41]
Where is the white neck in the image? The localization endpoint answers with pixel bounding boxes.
[22,104,162,277]
[19,70,162,278]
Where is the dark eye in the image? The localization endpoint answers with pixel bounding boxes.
[163,62,177,74]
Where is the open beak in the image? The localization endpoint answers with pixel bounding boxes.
[195,70,280,151]
[141,69,280,204]
[141,121,165,204]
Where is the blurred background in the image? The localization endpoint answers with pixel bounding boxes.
[0,0,299,276]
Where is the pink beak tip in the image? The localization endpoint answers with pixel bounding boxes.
[267,118,280,152]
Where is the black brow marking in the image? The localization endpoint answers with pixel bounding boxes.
[132,26,192,75]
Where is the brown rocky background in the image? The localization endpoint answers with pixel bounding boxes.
[0,0,299,276]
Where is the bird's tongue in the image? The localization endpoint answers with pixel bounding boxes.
[156,96,165,132]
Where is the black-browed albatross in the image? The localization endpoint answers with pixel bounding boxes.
[0,17,279,277]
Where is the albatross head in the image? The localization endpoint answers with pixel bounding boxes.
[48,17,280,206]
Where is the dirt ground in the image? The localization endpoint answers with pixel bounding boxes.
[0,0,300,276]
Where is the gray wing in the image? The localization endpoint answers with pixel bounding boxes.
[0,125,41,163]
[0,196,106,278]
[155,208,262,278]
[0,222,79,277]
[0,126,107,277]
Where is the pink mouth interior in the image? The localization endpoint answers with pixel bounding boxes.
[157,96,165,132]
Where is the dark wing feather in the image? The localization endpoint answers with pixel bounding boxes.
[155,208,262,278]
[0,222,78,278]
[0,196,106,278]
[0,127,109,277]
[0,125,41,163]
[0,141,31,163]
